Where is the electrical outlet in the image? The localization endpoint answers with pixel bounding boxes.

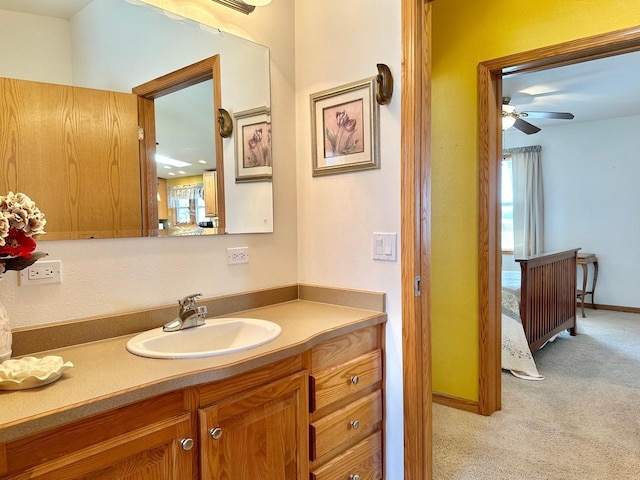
[226,247,249,265]
[20,260,62,285]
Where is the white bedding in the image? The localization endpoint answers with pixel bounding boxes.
[501,287,544,380]
[502,313,544,380]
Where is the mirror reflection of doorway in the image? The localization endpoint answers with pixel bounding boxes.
[154,79,219,233]
[133,55,226,237]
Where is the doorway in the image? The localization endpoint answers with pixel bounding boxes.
[477,27,640,415]
[133,55,226,237]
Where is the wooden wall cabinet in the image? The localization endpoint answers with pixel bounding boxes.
[0,77,142,240]
[157,177,169,221]
[203,171,218,217]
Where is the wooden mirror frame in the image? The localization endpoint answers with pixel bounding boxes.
[477,27,640,416]
[133,55,226,237]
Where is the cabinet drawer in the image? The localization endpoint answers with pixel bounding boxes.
[310,390,382,461]
[310,350,382,412]
[311,326,380,372]
[310,431,382,480]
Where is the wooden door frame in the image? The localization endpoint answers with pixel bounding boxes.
[402,0,432,478]
[477,26,640,416]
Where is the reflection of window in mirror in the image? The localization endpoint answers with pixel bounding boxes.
[165,181,206,227]
[175,198,205,224]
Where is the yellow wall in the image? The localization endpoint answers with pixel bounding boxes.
[166,175,203,187]
[431,1,640,400]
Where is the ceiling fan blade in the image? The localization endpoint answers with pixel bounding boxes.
[522,111,575,120]
[513,117,541,135]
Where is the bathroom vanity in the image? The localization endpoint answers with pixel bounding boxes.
[0,291,385,479]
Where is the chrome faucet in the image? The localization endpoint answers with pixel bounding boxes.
[163,293,208,332]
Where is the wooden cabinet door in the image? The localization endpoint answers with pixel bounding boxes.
[0,77,141,240]
[3,414,193,480]
[203,171,218,217]
[199,371,309,480]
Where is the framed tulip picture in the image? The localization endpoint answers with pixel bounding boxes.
[234,106,272,182]
[310,76,379,176]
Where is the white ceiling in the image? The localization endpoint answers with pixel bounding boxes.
[502,49,640,132]
[0,0,93,18]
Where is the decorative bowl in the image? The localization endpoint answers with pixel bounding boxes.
[0,356,73,390]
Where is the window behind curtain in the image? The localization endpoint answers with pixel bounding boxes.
[175,197,206,224]
[501,158,514,252]
[167,183,206,226]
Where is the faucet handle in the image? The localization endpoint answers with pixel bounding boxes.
[178,293,202,310]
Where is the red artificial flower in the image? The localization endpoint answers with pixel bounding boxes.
[0,228,36,259]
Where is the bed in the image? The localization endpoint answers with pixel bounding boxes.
[503,248,579,353]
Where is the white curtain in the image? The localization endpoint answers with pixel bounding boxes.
[167,184,203,207]
[505,145,544,257]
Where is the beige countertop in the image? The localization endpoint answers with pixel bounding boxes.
[0,299,385,443]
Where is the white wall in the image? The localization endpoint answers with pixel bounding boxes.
[0,0,297,328]
[505,115,640,308]
[295,1,403,478]
[0,9,73,85]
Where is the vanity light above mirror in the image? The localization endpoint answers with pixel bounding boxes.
[212,0,272,15]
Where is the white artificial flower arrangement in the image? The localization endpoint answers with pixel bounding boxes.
[0,192,47,273]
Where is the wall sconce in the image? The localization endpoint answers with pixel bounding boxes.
[218,108,233,138]
[376,64,394,105]
[211,0,272,15]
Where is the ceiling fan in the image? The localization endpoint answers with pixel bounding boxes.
[502,97,574,134]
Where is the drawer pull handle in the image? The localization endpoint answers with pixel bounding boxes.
[210,427,223,440]
[350,420,360,430]
[180,438,194,451]
[349,475,361,480]
[350,375,360,385]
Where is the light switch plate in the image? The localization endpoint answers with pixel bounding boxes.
[372,233,397,262]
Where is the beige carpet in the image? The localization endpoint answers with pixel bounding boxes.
[433,308,640,479]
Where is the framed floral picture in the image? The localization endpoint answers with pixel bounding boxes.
[310,77,379,176]
[234,107,272,182]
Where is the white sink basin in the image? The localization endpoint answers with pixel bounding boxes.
[126,318,282,359]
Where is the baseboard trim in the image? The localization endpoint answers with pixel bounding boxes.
[590,304,640,314]
[433,392,480,414]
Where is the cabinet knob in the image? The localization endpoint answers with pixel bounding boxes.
[350,375,360,385]
[349,475,361,480]
[209,427,223,440]
[350,420,360,430]
[180,438,194,451]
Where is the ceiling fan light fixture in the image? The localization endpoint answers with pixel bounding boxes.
[502,104,517,130]
[502,115,516,130]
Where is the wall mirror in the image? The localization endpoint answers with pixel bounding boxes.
[0,0,273,239]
